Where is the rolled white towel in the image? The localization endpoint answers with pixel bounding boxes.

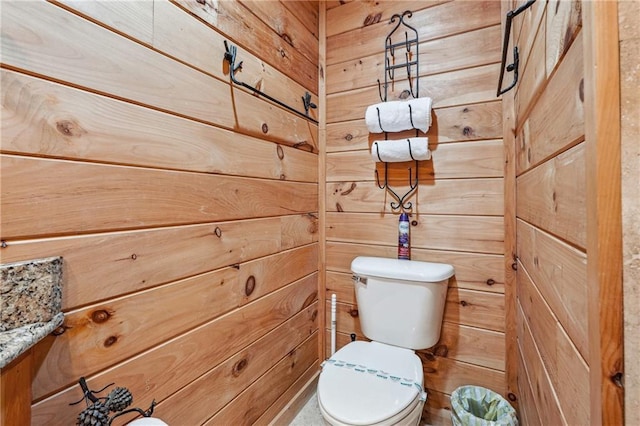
[371,138,431,163]
[365,97,432,133]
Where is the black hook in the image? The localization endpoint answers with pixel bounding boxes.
[302,92,317,116]
[386,55,394,80]
[377,79,387,102]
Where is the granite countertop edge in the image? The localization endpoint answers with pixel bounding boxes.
[0,312,64,369]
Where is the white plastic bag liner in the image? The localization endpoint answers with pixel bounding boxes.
[450,386,518,426]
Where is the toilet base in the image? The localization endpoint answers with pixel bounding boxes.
[318,393,425,426]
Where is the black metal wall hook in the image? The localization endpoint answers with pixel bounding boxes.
[223,41,318,123]
[377,10,419,102]
[497,0,536,96]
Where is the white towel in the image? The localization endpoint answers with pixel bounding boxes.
[365,97,432,133]
[371,138,431,163]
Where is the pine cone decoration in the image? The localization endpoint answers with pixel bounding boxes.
[76,401,110,426]
[105,386,133,412]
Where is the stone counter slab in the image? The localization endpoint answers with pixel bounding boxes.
[1,256,62,331]
[0,312,64,368]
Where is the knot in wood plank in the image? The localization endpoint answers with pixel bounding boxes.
[91,309,111,323]
[245,275,256,297]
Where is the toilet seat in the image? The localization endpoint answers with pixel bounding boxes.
[318,341,425,425]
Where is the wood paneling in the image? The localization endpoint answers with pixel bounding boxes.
[204,334,318,425]
[501,2,519,403]
[515,15,547,124]
[1,217,315,309]
[327,64,500,122]
[326,101,503,153]
[239,1,318,65]
[32,248,318,398]
[327,213,504,254]
[517,303,566,426]
[583,2,625,422]
[444,289,505,332]
[174,0,317,92]
[323,4,505,420]
[421,354,506,396]
[619,1,640,423]
[326,242,504,294]
[516,345,542,426]
[326,140,504,182]
[1,155,317,239]
[1,1,317,148]
[327,177,503,216]
[326,1,500,64]
[155,324,318,425]
[327,25,501,94]
[516,142,586,248]
[32,284,319,423]
[0,351,32,426]
[421,389,453,426]
[256,367,319,425]
[424,322,505,371]
[325,1,447,38]
[281,1,319,40]
[1,0,318,423]
[546,0,582,76]
[1,70,317,181]
[317,1,328,365]
[516,33,584,174]
[510,2,623,421]
[517,219,587,357]
[2,1,236,125]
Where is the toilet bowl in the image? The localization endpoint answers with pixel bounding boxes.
[317,257,454,426]
[317,341,425,426]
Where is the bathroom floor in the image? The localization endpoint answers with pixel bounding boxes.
[288,392,324,426]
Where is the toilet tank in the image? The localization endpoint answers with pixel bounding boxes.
[351,256,454,350]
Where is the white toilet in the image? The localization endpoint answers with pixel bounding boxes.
[317,256,454,426]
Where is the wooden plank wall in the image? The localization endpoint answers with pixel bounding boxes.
[504,0,597,424]
[324,2,506,424]
[0,1,319,424]
[619,1,640,423]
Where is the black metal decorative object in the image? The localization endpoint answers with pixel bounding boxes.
[373,140,419,211]
[71,377,157,426]
[377,10,419,102]
[223,41,318,123]
[497,0,537,96]
[375,10,421,211]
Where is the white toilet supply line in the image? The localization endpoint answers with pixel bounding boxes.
[330,293,337,356]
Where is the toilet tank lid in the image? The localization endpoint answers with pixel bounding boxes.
[351,256,454,282]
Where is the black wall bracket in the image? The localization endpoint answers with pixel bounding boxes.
[223,41,318,123]
[497,0,537,97]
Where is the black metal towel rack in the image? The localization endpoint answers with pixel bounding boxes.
[223,41,318,123]
[377,11,419,103]
[497,0,537,97]
[374,10,422,212]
